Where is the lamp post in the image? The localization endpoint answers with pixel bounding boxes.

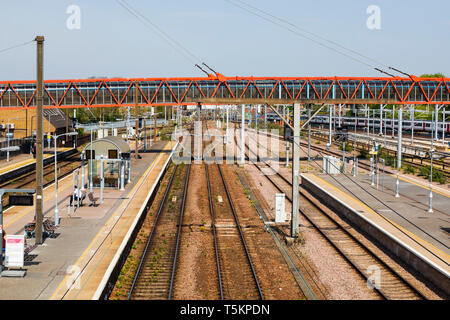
[52,132,78,226]
[428,146,434,213]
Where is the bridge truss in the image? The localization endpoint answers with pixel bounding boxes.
[0,76,449,109]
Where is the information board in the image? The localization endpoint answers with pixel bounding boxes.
[5,235,25,268]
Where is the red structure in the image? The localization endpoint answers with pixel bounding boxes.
[0,75,449,109]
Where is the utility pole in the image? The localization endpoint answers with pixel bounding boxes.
[35,36,44,245]
[134,82,139,159]
[291,103,300,238]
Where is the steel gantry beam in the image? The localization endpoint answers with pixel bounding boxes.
[0,76,449,109]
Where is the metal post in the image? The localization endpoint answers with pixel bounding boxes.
[370,157,375,186]
[264,105,267,128]
[153,113,156,147]
[89,128,93,193]
[100,157,104,204]
[291,103,300,238]
[379,105,383,135]
[81,151,85,190]
[397,106,402,170]
[135,82,139,159]
[35,35,44,245]
[391,105,395,139]
[429,139,434,213]
[411,105,415,144]
[120,160,125,190]
[442,107,446,144]
[53,136,59,225]
[328,105,332,148]
[434,104,438,141]
[308,107,311,170]
[376,155,379,190]
[225,107,229,144]
[143,116,147,152]
[241,105,245,165]
[6,121,10,162]
[353,111,357,177]
[197,103,201,161]
[127,160,131,184]
[343,141,346,174]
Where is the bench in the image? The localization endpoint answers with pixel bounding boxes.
[24,219,57,238]
[43,219,57,236]
[88,192,99,207]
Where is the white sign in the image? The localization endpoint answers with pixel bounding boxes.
[5,235,25,268]
[275,193,286,223]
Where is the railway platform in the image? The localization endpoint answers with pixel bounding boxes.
[0,140,176,300]
[301,172,450,296]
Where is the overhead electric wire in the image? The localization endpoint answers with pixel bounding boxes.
[116,0,206,68]
[0,40,33,55]
[233,0,390,69]
[225,0,408,77]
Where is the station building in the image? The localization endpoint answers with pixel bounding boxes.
[82,136,131,189]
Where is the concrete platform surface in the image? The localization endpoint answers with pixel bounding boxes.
[0,140,174,300]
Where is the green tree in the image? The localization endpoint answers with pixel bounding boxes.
[420,73,445,78]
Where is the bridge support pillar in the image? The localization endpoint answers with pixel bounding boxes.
[291,103,300,238]
[397,106,402,169]
[328,105,332,149]
[197,103,202,162]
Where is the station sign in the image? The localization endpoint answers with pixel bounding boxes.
[9,195,34,206]
[5,235,25,268]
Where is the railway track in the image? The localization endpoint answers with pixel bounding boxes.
[244,124,449,179]
[127,124,193,300]
[204,122,264,300]
[235,124,428,300]
[127,163,191,300]
[0,152,82,207]
[309,132,450,178]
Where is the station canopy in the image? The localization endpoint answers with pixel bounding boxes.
[82,136,130,160]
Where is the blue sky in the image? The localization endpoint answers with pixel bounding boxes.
[0,0,449,80]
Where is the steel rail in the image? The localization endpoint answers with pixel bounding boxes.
[205,121,264,300]
[168,162,191,299]
[237,124,427,300]
[205,163,224,299]
[127,164,178,300]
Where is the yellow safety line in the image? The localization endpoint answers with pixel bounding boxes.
[392,174,450,199]
[310,174,450,260]
[49,143,171,300]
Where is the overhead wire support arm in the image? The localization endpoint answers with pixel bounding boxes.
[195,64,210,77]
[202,63,219,76]
[389,67,415,81]
[375,68,396,78]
